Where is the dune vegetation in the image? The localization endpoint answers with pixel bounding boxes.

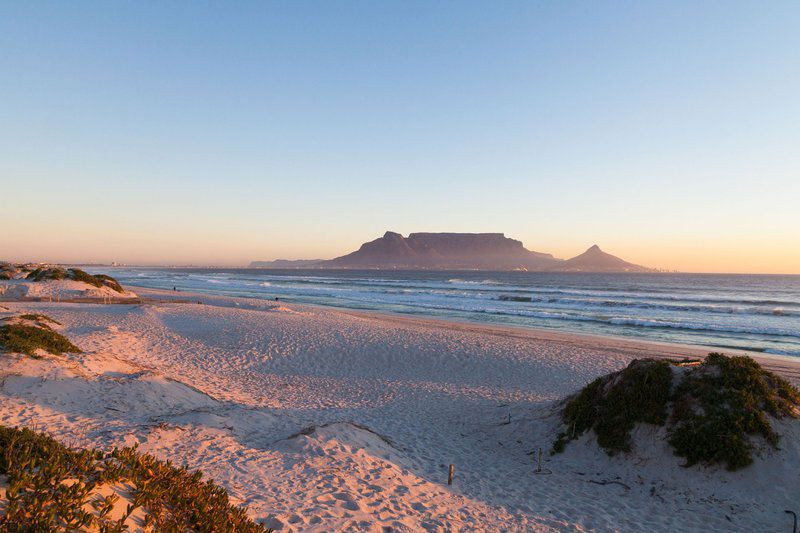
[0,425,269,531]
[92,274,125,293]
[0,317,81,357]
[25,267,68,282]
[17,313,62,325]
[553,354,800,470]
[0,262,18,280]
[25,267,125,293]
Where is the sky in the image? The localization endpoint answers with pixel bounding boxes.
[1,2,798,273]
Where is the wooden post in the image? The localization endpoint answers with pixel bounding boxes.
[448,464,454,485]
[536,448,542,473]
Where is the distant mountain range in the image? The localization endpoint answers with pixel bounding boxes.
[250,231,655,272]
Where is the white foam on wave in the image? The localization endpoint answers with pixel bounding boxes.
[447,278,504,285]
[605,316,799,338]
[763,347,800,357]
[98,268,800,355]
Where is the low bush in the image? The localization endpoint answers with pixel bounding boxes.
[0,262,17,278]
[93,273,125,293]
[0,323,80,357]
[0,425,269,531]
[553,359,672,455]
[26,267,125,293]
[669,353,800,470]
[68,268,105,288]
[27,267,68,281]
[553,354,800,470]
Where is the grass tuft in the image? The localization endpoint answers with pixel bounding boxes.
[553,354,800,470]
[18,313,62,325]
[0,323,80,357]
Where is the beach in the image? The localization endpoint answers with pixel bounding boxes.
[96,268,800,358]
[1,286,799,531]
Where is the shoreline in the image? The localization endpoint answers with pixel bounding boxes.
[2,283,799,530]
[97,265,800,362]
[92,266,800,277]
[131,285,800,382]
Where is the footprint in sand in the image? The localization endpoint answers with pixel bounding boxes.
[333,492,361,511]
[286,514,304,525]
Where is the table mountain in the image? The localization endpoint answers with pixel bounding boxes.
[251,232,656,272]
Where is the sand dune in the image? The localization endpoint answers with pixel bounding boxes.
[0,287,798,531]
[0,278,138,301]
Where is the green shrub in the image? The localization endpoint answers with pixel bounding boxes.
[0,425,269,531]
[27,267,68,281]
[67,268,104,288]
[93,273,125,293]
[555,359,672,455]
[0,323,81,357]
[553,354,800,471]
[669,353,800,470]
[26,267,125,293]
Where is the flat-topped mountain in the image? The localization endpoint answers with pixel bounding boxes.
[327,231,559,270]
[250,232,656,272]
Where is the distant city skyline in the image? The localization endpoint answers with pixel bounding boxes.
[2,2,798,274]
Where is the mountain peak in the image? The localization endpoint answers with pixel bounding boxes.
[560,245,652,272]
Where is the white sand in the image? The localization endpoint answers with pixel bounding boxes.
[1,287,798,531]
[0,278,138,301]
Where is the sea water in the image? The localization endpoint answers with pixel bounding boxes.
[94,268,800,358]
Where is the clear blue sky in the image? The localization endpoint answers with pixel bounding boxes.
[2,2,799,272]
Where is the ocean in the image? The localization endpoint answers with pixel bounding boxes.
[93,268,800,358]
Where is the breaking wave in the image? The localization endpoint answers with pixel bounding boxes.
[92,267,800,358]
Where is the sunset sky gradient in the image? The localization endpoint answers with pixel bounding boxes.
[1,2,798,273]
